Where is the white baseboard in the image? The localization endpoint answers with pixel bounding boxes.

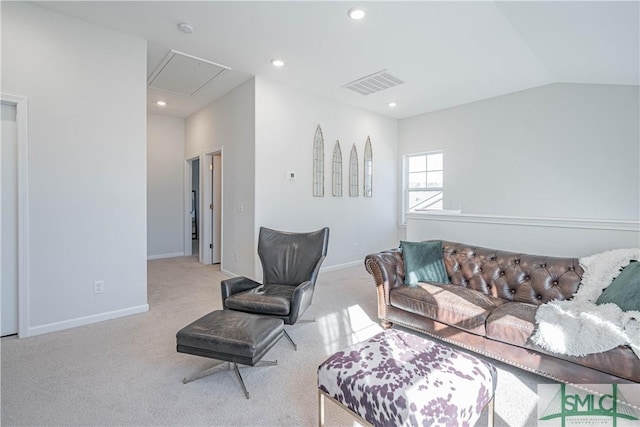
[27,304,149,337]
[321,260,362,272]
[147,252,184,260]
[220,268,238,277]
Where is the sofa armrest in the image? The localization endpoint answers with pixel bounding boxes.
[364,249,405,321]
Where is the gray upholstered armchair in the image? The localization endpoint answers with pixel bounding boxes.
[221,226,330,349]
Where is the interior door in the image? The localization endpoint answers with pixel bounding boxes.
[1,103,18,336]
[211,154,221,264]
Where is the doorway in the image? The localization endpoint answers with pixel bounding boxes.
[211,153,222,264]
[201,152,222,265]
[1,94,28,338]
[191,159,199,257]
[1,102,18,336]
[185,151,222,266]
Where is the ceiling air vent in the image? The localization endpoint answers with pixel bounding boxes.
[148,50,230,96]
[343,70,404,96]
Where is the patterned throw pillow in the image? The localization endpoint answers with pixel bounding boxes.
[595,261,640,311]
[400,240,450,286]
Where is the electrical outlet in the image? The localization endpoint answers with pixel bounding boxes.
[94,280,104,294]
[234,253,239,262]
[237,202,244,212]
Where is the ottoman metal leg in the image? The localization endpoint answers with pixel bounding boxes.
[487,396,495,427]
[317,390,374,427]
[232,363,250,399]
[252,360,278,368]
[318,390,325,427]
[183,361,228,384]
[183,359,278,399]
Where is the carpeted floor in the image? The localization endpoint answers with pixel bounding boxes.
[1,256,547,426]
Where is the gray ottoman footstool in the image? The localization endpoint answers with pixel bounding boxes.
[317,329,497,427]
[176,309,284,399]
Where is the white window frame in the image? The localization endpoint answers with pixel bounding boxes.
[402,151,444,224]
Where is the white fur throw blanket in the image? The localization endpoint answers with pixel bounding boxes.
[531,248,640,358]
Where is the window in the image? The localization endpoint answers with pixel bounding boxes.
[404,151,443,220]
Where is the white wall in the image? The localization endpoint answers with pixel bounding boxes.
[400,83,640,220]
[254,77,398,274]
[186,79,256,277]
[399,83,640,254]
[147,114,185,259]
[2,2,148,335]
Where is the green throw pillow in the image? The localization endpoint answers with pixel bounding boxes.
[400,240,450,286]
[595,261,640,311]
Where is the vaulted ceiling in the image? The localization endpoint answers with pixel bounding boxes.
[36,1,639,119]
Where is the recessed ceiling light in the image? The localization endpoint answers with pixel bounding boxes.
[177,23,194,34]
[271,59,285,67]
[157,101,167,107]
[348,8,366,20]
[388,102,397,108]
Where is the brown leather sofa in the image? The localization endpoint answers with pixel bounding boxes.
[364,241,640,385]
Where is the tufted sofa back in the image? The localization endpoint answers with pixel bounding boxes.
[441,241,583,305]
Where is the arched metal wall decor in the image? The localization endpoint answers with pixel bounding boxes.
[363,136,373,197]
[332,140,343,197]
[313,125,324,197]
[349,144,359,197]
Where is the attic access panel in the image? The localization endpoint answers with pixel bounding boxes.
[148,50,230,96]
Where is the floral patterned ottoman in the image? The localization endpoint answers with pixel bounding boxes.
[317,329,497,427]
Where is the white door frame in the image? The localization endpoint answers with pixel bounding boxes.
[183,148,223,268]
[183,156,198,257]
[2,93,30,338]
[211,153,222,264]
[200,149,223,265]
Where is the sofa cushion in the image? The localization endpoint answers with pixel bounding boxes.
[485,302,537,347]
[390,283,504,335]
[596,261,640,311]
[400,240,450,286]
